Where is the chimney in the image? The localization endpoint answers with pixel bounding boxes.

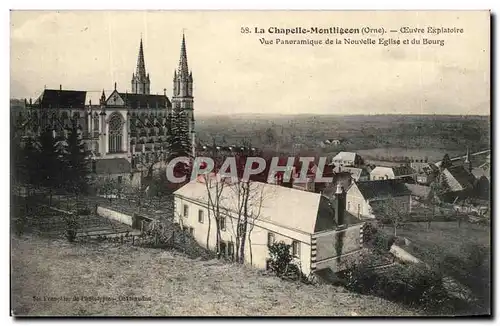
[334,183,346,226]
[59,84,62,91]
[164,88,167,96]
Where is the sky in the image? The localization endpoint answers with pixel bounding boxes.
[10,10,490,115]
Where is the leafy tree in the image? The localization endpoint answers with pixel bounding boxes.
[371,195,409,237]
[63,125,90,196]
[167,109,192,161]
[441,154,453,170]
[36,129,64,203]
[14,137,38,185]
[166,109,192,179]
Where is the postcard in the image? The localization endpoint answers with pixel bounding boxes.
[10,10,491,317]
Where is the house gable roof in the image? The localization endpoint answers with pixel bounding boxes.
[354,179,411,200]
[314,195,360,232]
[392,166,416,176]
[445,165,477,190]
[174,179,359,235]
[332,152,358,163]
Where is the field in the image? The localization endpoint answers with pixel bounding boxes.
[10,235,419,317]
[388,221,491,265]
[356,147,464,163]
[195,114,490,159]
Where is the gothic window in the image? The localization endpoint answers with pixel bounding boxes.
[108,113,123,153]
[93,115,99,131]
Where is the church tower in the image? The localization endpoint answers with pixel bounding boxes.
[131,38,151,95]
[172,33,195,156]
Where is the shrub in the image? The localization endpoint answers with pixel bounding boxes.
[341,262,450,312]
[267,242,306,282]
[66,216,78,243]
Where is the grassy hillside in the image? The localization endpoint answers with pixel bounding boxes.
[11,235,419,317]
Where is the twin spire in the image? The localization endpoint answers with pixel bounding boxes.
[132,32,192,95]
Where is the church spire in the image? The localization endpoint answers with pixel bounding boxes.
[464,147,470,164]
[136,37,147,79]
[131,36,150,94]
[178,32,189,77]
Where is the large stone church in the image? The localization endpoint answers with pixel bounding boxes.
[20,33,195,186]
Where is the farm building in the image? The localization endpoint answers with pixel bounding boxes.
[345,179,412,219]
[173,178,364,275]
[370,165,417,182]
[333,166,370,182]
[91,157,142,189]
[331,152,363,167]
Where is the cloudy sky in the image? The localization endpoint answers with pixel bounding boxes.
[10,11,490,115]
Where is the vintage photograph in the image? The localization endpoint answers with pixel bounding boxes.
[10,10,490,316]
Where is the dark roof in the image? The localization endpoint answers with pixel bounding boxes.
[34,89,87,108]
[355,179,411,200]
[446,165,476,189]
[392,166,416,176]
[314,196,361,232]
[95,158,131,174]
[404,183,431,198]
[118,93,171,109]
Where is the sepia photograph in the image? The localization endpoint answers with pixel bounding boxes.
[9,10,491,317]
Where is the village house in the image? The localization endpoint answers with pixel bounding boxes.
[410,161,439,185]
[331,152,363,167]
[440,165,477,201]
[91,157,142,190]
[345,179,412,219]
[173,178,365,275]
[471,166,490,200]
[370,165,417,182]
[332,165,370,182]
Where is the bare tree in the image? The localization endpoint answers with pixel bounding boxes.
[227,179,270,265]
[371,195,410,237]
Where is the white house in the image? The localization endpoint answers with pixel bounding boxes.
[370,166,416,181]
[331,152,363,167]
[345,180,412,219]
[173,178,365,275]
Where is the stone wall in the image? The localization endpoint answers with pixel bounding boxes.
[97,206,133,226]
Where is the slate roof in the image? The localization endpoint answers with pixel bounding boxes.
[118,93,171,109]
[333,166,367,181]
[95,158,131,174]
[392,166,416,176]
[34,89,87,108]
[314,196,361,232]
[445,165,477,190]
[355,179,411,200]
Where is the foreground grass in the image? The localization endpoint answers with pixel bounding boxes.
[11,235,419,317]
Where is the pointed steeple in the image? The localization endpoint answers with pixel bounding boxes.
[136,37,147,79]
[464,147,470,164]
[178,32,189,77]
[100,89,106,105]
[131,36,150,94]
